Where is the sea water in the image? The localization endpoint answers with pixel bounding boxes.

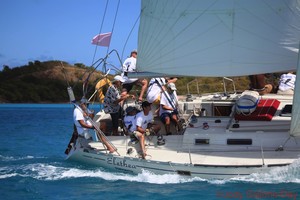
[0,104,299,200]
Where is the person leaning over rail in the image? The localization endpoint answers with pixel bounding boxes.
[73,98,115,153]
[146,77,177,116]
[134,101,161,159]
[159,83,181,135]
[121,49,148,103]
[103,75,134,135]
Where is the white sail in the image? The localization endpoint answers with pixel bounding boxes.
[137,0,300,77]
[291,46,300,136]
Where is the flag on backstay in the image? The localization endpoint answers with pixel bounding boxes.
[91,32,112,47]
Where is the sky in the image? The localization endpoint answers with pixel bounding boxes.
[0,0,141,73]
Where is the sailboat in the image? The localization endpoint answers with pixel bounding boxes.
[66,0,300,179]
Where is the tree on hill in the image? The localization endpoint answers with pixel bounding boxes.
[0,61,103,103]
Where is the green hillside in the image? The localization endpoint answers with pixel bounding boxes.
[0,61,105,103]
[0,60,281,103]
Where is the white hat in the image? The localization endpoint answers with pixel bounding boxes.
[131,49,137,54]
[113,75,125,83]
[167,83,177,91]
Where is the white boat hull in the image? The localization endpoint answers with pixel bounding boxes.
[66,133,299,179]
[66,93,300,179]
[67,145,275,179]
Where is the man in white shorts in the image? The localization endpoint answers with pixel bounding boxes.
[159,83,180,135]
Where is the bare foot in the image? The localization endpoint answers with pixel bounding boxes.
[142,152,147,159]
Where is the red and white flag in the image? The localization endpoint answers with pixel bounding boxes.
[91,32,112,47]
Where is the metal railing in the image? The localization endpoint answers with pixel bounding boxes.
[186,77,236,96]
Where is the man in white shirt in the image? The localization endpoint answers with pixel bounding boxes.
[146,78,167,104]
[134,101,160,159]
[121,50,148,102]
[277,72,296,95]
[159,83,180,135]
[123,106,139,143]
[74,98,115,153]
[123,106,139,133]
[73,98,94,139]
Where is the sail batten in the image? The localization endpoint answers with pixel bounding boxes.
[137,0,300,77]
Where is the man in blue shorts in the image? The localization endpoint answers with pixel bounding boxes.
[159,83,180,135]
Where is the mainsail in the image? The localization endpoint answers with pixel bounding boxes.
[291,49,300,136]
[137,0,300,77]
[136,0,300,136]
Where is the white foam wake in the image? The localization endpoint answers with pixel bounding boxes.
[234,159,300,184]
[0,163,201,184]
[1,158,300,184]
[26,164,202,184]
[214,158,300,184]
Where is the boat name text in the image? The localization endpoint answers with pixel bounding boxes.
[107,157,136,169]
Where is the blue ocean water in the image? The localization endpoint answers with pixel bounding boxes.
[0,104,300,200]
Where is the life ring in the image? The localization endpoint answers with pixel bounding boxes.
[95,78,111,103]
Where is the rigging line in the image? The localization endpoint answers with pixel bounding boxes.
[154,78,183,120]
[121,10,141,61]
[84,50,125,97]
[101,0,120,75]
[107,0,120,56]
[73,102,119,154]
[83,49,118,96]
[82,58,106,97]
[68,56,106,99]
[91,0,110,66]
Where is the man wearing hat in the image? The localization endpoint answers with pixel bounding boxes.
[103,75,132,135]
[73,97,115,153]
[121,49,148,103]
[66,98,92,154]
[123,106,139,144]
[159,83,180,135]
[134,101,160,159]
[123,106,139,133]
[73,98,94,138]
